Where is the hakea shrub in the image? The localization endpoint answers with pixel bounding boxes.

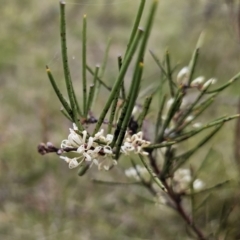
[38,1,240,239]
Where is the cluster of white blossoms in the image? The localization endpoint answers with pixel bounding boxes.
[121,131,151,156]
[177,66,217,90]
[155,168,205,207]
[173,168,205,192]
[60,124,151,171]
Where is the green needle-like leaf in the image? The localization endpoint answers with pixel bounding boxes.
[114,0,159,158]
[187,48,199,86]
[124,0,146,58]
[86,85,95,113]
[173,123,224,170]
[155,95,166,142]
[92,179,140,186]
[157,90,183,142]
[82,14,87,117]
[93,28,144,135]
[118,55,126,100]
[186,180,231,197]
[60,1,82,121]
[139,154,166,191]
[100,37,112,78]
[137,95,153,131]
[206,71,240,94]
[46,66,72,119]
[165,50,175,97]
[87,65,99,112]
[146,114,240,150]
[94,38,112,102]
[60,108,72,121]
[86,65,111,91]
[108,87,121,134]
[113,62,144,155]
[149,50,168,78]
[78,164,90,176]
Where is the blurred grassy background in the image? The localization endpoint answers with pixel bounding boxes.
[1,0,240,239]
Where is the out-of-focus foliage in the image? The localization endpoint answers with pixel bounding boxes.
[1,0,240,239]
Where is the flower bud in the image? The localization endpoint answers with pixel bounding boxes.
[177,67,189,85]
[190,76,205,87]
[202,78,217,90]
[185,115,194,122]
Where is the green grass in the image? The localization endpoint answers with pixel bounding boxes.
[1,0,240,239]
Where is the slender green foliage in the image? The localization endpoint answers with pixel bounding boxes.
[165,50,175,97]
[137,95,153,131]
[59,2,79,117]
[93,28,144,135]
[124,0,146,58]
[86,65,111,91]
[46,66,72,118]
[82,14,88,117]
[187,48,199,86]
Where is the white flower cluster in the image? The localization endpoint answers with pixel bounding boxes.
[60,124,116,170]
[60,124,151,171]
[121,131,151,156]
[177,66,217,90]
[173,168,205,192]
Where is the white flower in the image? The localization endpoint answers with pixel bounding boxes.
[177,66,189,84]
[60,124,151,171]
[105,134,113,144]
[121,131,150,156]
[173,168,205,192]
[166,98,174,110]
[73,123,78,131]
[60,125,116,171]
[103,146,113,154]
[94,129,113,145]
[173,168,192,191]
[125,167,139,179]
[174,169,191,181]
[132,105,141,116]
[61,127,87,149]
[60,156,83,169]
[185,115,194,122]
[193,179,205,190]
[136,165,148,174]
[94,129,104,139]
[192,122,202,128]
[121,142,135,154]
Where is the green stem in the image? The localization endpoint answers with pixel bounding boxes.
[139,154,165,191]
